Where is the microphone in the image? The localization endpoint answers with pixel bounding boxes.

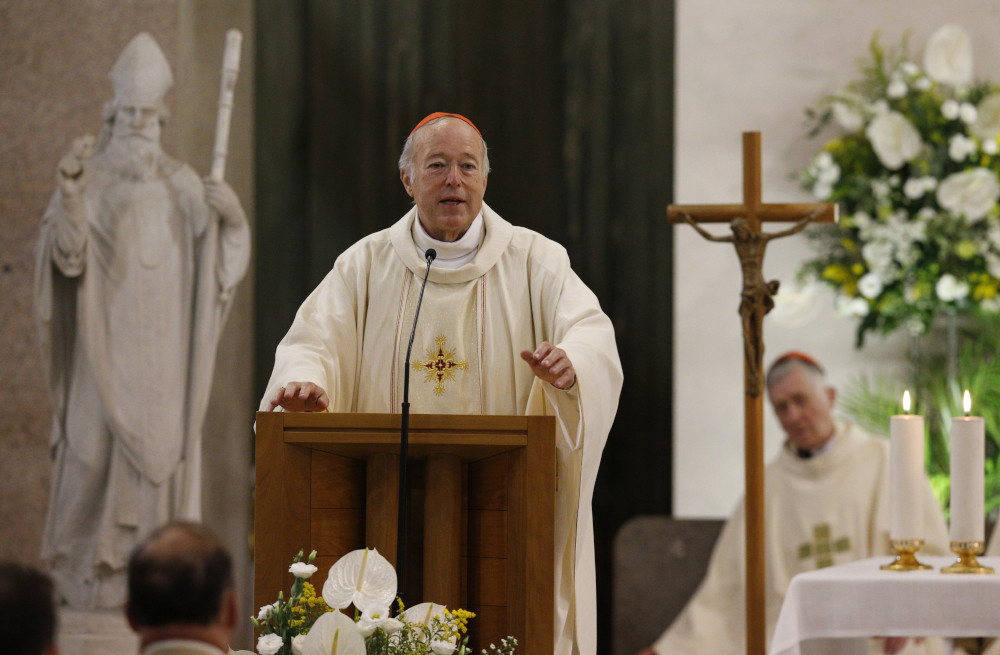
[396,247,436,602]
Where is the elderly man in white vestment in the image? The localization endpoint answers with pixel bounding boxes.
[260,112,623,654]
[34,33,251,609]
[639,352,949,655]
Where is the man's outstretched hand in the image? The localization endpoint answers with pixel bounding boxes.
[520,341,576,390]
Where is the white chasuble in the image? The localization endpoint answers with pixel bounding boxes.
[652,423,950,655]
[262,204,623,655]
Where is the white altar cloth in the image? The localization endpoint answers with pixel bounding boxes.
[769,556,1000,655]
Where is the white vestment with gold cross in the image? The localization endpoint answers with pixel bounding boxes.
[652,421,950,655]
[260,203,623,655]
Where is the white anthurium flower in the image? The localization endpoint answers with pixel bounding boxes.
[858,273,884,299]
[289,562,318,579]
[949,134,977,161]
[973,93,1000,141]
[832,99,864,131]
[923,24,974,86]
[960,102,979,124]
[836,295,870,318]
[357,605,391,637]
[301,611,366,655]
[291,634,307,655]
[936,273,970,302]
[942,99,961,120]
[867,111,922,169]
[256,634,284,655]
[322,548,396,612]
[937,168,1000,222]
[401,602,448,629]
[887,78,908,98]
[431,640,458,655]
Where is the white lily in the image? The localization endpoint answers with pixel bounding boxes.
[937,168,1000,222]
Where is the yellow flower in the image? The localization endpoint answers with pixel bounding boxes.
[974,279,999,300]
[851,263,865,276]
[956,240,978,260]
[841,238,857,251]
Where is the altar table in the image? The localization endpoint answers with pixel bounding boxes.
[769,556,1000,655]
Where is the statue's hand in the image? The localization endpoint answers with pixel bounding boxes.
[203,178,247,227]
[57,134,95,198]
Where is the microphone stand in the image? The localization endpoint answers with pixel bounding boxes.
[396,248,435,604]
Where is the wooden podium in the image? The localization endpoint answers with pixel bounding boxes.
[254,412,556,653]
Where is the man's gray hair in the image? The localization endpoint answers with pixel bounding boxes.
[765,352,826,391]
[398,116,490,179]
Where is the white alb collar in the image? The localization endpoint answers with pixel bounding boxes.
[412,212,484,269]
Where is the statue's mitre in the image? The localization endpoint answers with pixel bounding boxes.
[109,32,173,105]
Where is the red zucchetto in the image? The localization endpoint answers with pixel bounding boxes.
[409,112,482,137]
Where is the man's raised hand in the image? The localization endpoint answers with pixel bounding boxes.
[520,341,576,390]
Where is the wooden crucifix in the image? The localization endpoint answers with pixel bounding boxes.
[668,132,836,655]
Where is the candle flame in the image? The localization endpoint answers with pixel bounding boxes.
[902,390,911,414]
[964,389,972,416]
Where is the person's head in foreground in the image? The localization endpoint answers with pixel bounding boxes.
[126,521,237,652]
[399,112,490,243]
[0,562,58,655]
[765,351,837,454]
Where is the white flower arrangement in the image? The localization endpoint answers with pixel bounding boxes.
[246,548,517,655]
[798,24,1000,345]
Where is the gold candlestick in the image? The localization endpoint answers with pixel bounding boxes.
[942,541,994,574]
[881,539,932,571]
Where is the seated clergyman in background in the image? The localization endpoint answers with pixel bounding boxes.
[638,352,949,655]
[125,522,239,655]
[259,112,622,654]
[0,562,59,655]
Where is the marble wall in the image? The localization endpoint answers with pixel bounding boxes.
[673,0,1000,517]
[0,0,255,647]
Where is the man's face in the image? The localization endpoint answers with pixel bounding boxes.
[112,104,161,143]
[400,117,487,242]
[767,365,837,451]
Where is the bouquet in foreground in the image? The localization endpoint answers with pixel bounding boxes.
[242,548,516,655]
[798,24,1000,345]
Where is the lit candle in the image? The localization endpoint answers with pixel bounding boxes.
[949,390,985,543]
[890,391,925,541]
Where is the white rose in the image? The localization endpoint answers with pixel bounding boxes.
[949,134,977,161]
[836,296,870,318]
[289,562,318,579]
[960,102,979,124]
[942,99,960,120]
[923,24,973,86]
[904,177,928,199]
[257,603,278,621]
[832,100,864,131]
[887,78,908,98]
[357,605,391,637]
[936,273,970,301]
[431,640,457,655]
[936,168,1000,222]
[987,253,1000,279]
[901,61,920,77]
[816,151,834,169]
[973,93,1000,141]
[858,273,884,299]
[866,111,923,169]
[914,77,932,91]
[257,633,284,655]
[382,617,404,634]
[812,182,833,200]
[291,634,307,655]
[985,139,999,155]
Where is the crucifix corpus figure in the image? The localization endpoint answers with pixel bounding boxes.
[667,131,836,655]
